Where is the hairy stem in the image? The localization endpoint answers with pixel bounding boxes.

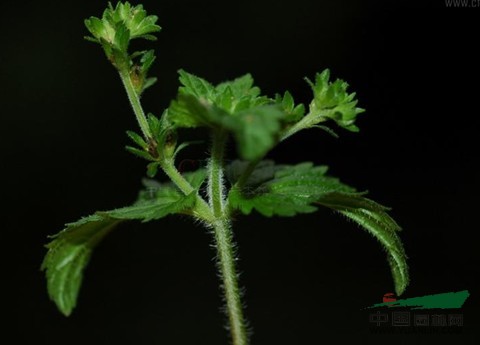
[208,130,228,217]
[161,158,195,195]
[160,158,213,222]
[208,130,248,345]
[280,113,328,141]
[119,69,152,139]
[211,219,248,345]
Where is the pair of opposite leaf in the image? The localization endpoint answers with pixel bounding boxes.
[42,1,409,316]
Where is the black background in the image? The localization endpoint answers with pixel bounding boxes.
[1,0,479,344]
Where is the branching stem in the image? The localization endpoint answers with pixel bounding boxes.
[120,62,248,345]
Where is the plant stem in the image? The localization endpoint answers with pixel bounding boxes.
[208,130,248,345]
[118,68,214,222]
[212,219,248,345]
[161,158,195,195]
[280,113,328,142]
[119,69,152,139]
[208,130,227,217]
[119,64,248,342]
[160,158,213,222]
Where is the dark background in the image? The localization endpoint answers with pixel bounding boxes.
[1,0,478,344]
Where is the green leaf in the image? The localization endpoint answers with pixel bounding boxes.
[226,160,280,187]
[228,162,351,216]
[147,113,162,138]
[146,162,159,177]
[140,50,155,74]
[114,22,130,52]
[168,93,226,128]
[228,161,408,295]
[170,97,284,160]
[41,215,120,316]
[85,2,161,64]
[109,192,197,221]
[214,74,270,113]
[42,190,198,316]
[142,77,157,92]
[305,69,364,132]
[316,193,408,295]
[126,130,147,149]
[225,105,284,160]
[178,69,215,99]
[125,145,152,160]
[84,17,105,41]
[275,91,305,123]
[229,188,318,216]
[216,73,259,99]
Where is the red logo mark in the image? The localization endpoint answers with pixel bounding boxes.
[383,292,397,303]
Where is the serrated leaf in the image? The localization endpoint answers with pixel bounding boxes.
[42,190,196,316]
[306,69,364,131]
[85,2,161,64]
[229,188,318,216]
[227,161,408,295]
[41,215,120,316]
[228,162,347,216]
[178,69,215,99]
[216,73,260,99]
[316,193,408,295]
[171,98,284,160]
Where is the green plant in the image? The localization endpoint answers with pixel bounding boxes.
[41,2,409,344]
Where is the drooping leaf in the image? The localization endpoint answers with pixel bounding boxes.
[42,189,198,316]
[42,215,121,316]
[227,161,408,295]
[314,192,408,295]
